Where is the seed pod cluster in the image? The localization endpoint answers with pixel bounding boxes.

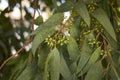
[45,33,69,47]
[91,18,104,33]
[88,39,101,47]
[87,2,98,13]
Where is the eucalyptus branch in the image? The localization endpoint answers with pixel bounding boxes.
[31,0,37,31]
[0,41,30,70]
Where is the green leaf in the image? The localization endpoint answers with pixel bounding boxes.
[45,47,60,80]
[32,13,64,35]
[49,48,60,80]
[76,52,90,74]
[57,1,74,12]
[67,37,80,61]
[104,31,117,49]
[92,8,116,41]
[32,13,64,55]
[37,45,50,71]
[78,47,101,76]
[34,15,43,26]
[52,0,57,9]
[9,54,29,80]
[75,0,90,26]
[70,24,80,39]
[60,53,73,80]
[85,61,103,80]
[76,32,95,74]
[16,64,37,80]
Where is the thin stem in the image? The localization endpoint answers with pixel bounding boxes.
[32,0,37,31]
[0,44,27,70]
[107,51,120,79]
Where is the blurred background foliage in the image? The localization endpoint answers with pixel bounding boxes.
[0,0,120,80]
[0,0,65,79]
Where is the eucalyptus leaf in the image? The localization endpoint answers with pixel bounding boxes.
[16,64,37,80]
[34,15,43,26]
[45,47,60,80]
[31,13,64,35]
[57,1,74,12]
[37,45,50,71]
[75,0,90,26]
[78,47,101,76]
[49,48,60,80]
[32,13,64,55]
[85,61,103,80]
[76,32,95,75]
[60,53,73,80]
[92,8,116,41]
[67,37,80,61]
[52,0,57,9]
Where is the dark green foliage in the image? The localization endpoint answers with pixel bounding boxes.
[0,0,120,80]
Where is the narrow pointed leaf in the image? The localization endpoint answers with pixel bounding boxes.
[75,0,90,26]
[16,64,37,80]
[78,47,101,76]
[60,53,73,80]
[32,13,64,35]
[76,32,95,74]
[92,8,116,41]
[38,45,49,71]
[67,37,80,61]
[57,1,74,12]
[45,47,60,80]
[52,0,57,9]
[34,15,43,26]
[85,61,103,80]
[32,13,64,55]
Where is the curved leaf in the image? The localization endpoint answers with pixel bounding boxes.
[44,47,60,80]
[85,61,103,80]
[92,8,116,41]
[34,15,43,26]
[49,48,60,80]
[67,37,80,61]
[78,47,101,76]
[32,13,64,55]
[60,53,73,80]
[57,1,74,12]
[75,0,90,26]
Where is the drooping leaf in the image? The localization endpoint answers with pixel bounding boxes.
[70,24,80,39]
[57,1,74,12]
[60,53,73,80]
[49,47,60,80]
[85,61,103,80]
[92,8,116,41]
[34,15,43,26]
[75,0,90,26]
[31,13,64,35]
[16,64,37,80]
[37,44,50,71]
[67,37,80,61]
[78,47,101,76]
[52,0,57,9]
[76,52,90,74]
[32,13,64,55]
[44,47,60,80]
[9,53,29,80]
[76,32,95,74]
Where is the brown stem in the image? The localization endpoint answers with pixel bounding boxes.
[0,44,27,70]
[32,0,37,31]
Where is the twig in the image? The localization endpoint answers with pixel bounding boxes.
[31,0,37,31]
[107,51,120,79]
[0,0,37,70]
[30,0,37,62]
[0,44,27,70]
